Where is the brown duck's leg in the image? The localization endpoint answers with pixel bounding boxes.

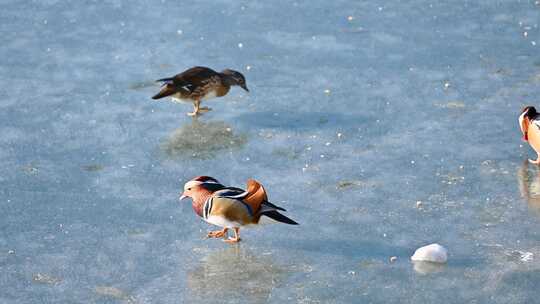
[187,100,201,116]
[207,228,228,238]
[224,227,241,243]
[199,106,212,112]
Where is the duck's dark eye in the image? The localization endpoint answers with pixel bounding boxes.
[188,188,192,191]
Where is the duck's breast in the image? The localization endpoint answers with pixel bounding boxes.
[202,89,218,100]
[529,121,540,152]
[171,92,192,103]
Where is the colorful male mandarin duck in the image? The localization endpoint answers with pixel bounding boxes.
[179,176,298,243]
[519,106,540,164]
[152,66,249,116]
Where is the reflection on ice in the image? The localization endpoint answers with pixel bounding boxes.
[95,286,136,304]
[412,261,446,275]
[187,247,285,303]
[517,160,540,215]
[161,117,247,159]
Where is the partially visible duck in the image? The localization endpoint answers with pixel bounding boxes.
[519,106,540,164]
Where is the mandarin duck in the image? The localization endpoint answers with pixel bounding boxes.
[179,176,298,243]
[519,106,540,164]
[152,66,249,116]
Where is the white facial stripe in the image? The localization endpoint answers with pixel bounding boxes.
[183,179,220,191]
[184,181,202,191]
[519,112,527,134]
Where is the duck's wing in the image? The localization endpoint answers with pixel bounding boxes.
[205,181,298,226]
[213,187,248,198]
[152,67,219,99]
[203,188,254,226]
[172,67,220,90]
[532,118,540,130]
[219,180,287,214]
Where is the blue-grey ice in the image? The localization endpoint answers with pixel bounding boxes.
[1,0,540,303]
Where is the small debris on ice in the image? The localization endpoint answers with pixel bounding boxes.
[520,252,534,262]
[506,250,534,262]
[33,273,61,285]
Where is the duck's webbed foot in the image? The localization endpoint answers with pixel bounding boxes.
[529,158,540,165]
[187,100,202,116]
[207,228,228,238]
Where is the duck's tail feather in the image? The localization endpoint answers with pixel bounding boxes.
[262,201,286,212]
[260,210,299,225]
[156,77,174,83]
[152,84,176,99]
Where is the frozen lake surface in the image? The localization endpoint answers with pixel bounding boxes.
[2,0,540,303]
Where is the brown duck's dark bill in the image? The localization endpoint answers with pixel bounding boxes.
[241,84,249,92]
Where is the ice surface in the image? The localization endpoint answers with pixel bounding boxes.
[1,0,540,303]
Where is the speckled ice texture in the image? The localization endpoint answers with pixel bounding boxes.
[1,0,540,303]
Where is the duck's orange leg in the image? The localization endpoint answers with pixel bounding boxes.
[199,106,212,113]
[207,228,228,238]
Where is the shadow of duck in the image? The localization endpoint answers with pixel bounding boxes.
[161,116,247,159]
[186,246,286,303]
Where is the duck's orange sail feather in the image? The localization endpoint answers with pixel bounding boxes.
[242,179,267,214]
